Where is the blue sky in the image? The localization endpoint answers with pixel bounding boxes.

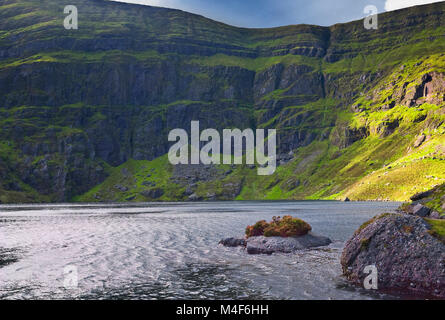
[111,0,444,27]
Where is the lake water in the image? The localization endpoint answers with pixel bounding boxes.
[0,201,400,300]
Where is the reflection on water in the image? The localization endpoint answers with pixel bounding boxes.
[0,201,400,300]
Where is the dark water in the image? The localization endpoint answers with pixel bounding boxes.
[0,201,400,300]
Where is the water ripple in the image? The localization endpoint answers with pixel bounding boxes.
[0,201,400,300]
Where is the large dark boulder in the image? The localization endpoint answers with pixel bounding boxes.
[401,184,445,219]
[411,204,431,217]
[341,213,445,298]
[410,189,434,201]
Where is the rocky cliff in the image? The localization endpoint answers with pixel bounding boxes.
[0,0,444,202]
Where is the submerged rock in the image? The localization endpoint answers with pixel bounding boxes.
[341,212,445,298]
[219,233,332,255]
[219,237,246,247]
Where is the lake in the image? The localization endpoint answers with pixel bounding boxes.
[0,201,400,300]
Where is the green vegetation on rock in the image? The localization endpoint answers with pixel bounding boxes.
[245,216,312,238]
[426,218,445,243]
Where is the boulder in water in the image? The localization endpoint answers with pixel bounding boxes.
[220,215,331,254]
[219,233,332,255]
[341,212,445,298]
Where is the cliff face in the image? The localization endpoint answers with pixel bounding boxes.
[0,0,444,202]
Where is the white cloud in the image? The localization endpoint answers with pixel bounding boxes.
[385,0,443,11]
[110,0,176,8]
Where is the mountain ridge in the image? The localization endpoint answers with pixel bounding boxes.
[108,0,444,29]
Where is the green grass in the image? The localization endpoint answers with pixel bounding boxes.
[426,218,445,243]
[188,53,321,72]
[73,155,184,202]
[245,215,312,238]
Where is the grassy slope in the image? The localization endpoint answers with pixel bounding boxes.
[411,184,445,241]
[76,54,445,203]
[423,184,445,215]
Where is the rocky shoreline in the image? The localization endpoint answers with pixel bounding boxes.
[220,184,445,298]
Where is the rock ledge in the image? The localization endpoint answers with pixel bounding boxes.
[220,233,332,255]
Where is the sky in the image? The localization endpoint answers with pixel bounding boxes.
[110,0,444,28]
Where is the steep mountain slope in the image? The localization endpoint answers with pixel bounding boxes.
[0,0,444,203]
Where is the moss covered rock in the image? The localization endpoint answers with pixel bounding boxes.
[342,212,445,298]
[245,215,312,238]
[400,183,445,218]
[220,215,331,254]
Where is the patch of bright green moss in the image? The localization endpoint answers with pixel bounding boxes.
[425,218,445,243]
